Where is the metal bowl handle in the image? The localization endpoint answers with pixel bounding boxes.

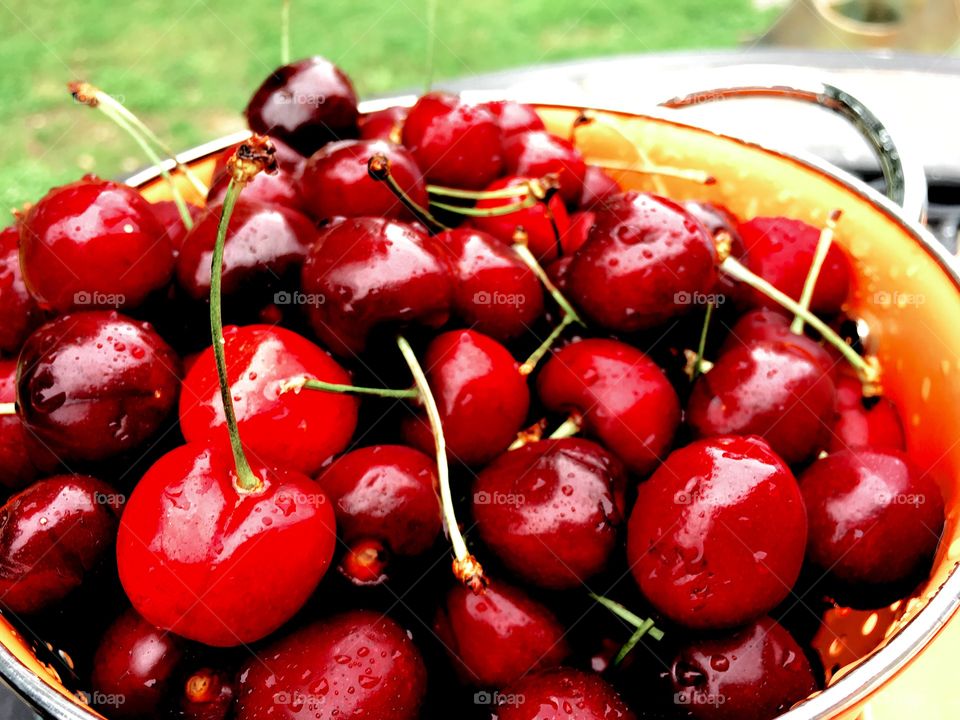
[660,83,927,222]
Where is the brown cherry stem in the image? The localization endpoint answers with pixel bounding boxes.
[367,154,449,232]
[791,209,842,334]
[508,419,547,450]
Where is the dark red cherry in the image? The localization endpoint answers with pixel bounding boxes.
[401,92,503,189]
[235,610,427,720]
[800,448,944,591]
[301,217,454,356]
[496,667,636,720]
[537,338,680,475]
[176,200,316,300]
[91,609,184,719]
[828,374,905,452]
[300,139,428,222]
[245,56,359,156]
[683,200,745,297]
[0,474,120,614]
[359,105,407,142]
[580,165,621,210]
[180,325,358,476]
[401,329,529,466]
[627,436,807,629]
[567,192,717,331]
[150,200,204,252]
[562,210,595,255]
[437,228,545,340]
[181,667,235,720]
[669,616,817,720]
[0,225,43,354]
[207,166,306,213]
[687,340,836,464]
[481,100,546,137]
[718,307,834,373]
[472,439,625,588]
[20,177,173,312]
[117,442,336,646]
[434,580,569,686]
[0,359,55,490]
[503,130,587,204]
[17,311,181,462]
[736,216,850,314]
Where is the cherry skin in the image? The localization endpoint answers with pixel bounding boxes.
[503,130,587,205]
[299,139,428,222]
[562,209,596,255]
[179,325,358,476]
[301,217,455,356]
[434,580,569,686]
[401,329,530,466]
[472,439,625,589]
[116,442,336,646]
[496,667,636,720]
[150,200,204,252]
[0,224,43,354]
[579,165,621,210]
[537,338,681,475]
[627,435,807,630]
[17,311,181,463]
[245,56,359,156]
[668,616,817,720]
[401,92,503,189]
[0,359,55,490]
[828,374,905,452]
[235,610,427,720]
[481,100,546,137]
[181,667,236,720]
[683,200,745,297]
[358,105,407,142]
[90,609,184,719]
[0,474,121,614]
[718,307,834,373]
[19,177,174,312]
[207,165,306,213]
[567,192,717,332]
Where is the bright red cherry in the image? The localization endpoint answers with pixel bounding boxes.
[180,325,358,476]
[537,338,680,475]
[401,92,503,189]
[503,130,587,204]
[718,307,834,373]
[235,610,427,720]
[0,225,43,354]
[301,217,455,356]
[562,209,596,255]
[150,201,204,252]
[17,311,181,462]
[300,139,428,222]
[19,177,174,312]
[401,329,530,466]
[358,105,407,141]
[497,667,636,720]
[580,165,621,210]
[683,200,745,297]
[207,166,306,213]
[181,667,235,720]
[434,580,569,686]
[627,436,807,630]
[245,56,359,156]
[482,100,546,137]
[828,374,905,452]
[567,192,717,331]
[117,442,337,646]
[0,474,121,614]
[472,439,625,588]
[0,359,55,490]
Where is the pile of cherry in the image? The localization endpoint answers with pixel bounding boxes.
[0,54,947,720]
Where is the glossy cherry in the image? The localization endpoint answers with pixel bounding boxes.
[19,177,174,312]
[579,165,621,210]
[207,166,306,213]
[537,338,680,475]
[179,325,358,476]
[301,217,455,356]
[434,580,568,686]
[472,439,625,588]
[0,474,121,614]
[16,311,181,462]
[562,209,596,255]
[828,374,905,452]
[482,100,546,137]
[0,359,55,490]
[718,307,834,373]
[401,329,530,466]
[235,610,427,720]
[0,225,43,354]
[150,200,204,252]
[181,667,236,720]
[245,56,359,156]
[627,435,807,629]
[567,192,717,332]
[683,200,745,296]
[503,130,587,204]
[496,667,636,720]
[358,105,407,141]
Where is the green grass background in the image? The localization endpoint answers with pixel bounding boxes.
[0,0,773,210]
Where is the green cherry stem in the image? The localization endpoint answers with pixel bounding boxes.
[430,196,537,218]
[548,412,582,440]
[426,183,532,201]
[692,302,715,380]
[280,0,291,65]
[589,592,664,646]
[615,619,659,665]
[511,242,585,327]
[367,154,449,232]
[279,376,419,400]
[519,314,576,376]
[790,209,842,334]
[0,403,15,416]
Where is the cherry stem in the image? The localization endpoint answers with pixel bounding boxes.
[791,210,842,334]
[367,154,449,233]
[511,242,585,326]
[508,419,547,450]
[280,0,291,65]
[0,403,15,416]
[424,0,437,93]
[430,197,537,218]
[396,334,487,593]
[548,413,582,440]
[588,592,664,642]
[426,184,532,201]
[520,314,576,376]
[280,376,419,400]
[615,619,658,665]
[692,302,715,380]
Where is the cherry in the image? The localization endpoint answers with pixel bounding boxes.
[718,307,834,373]
[300,139,428,222]
[627,435,807,629]
[150,200,204,252]
[245,56,359,156]
[16,311,181,462]
[0,474,121,614]
[116,442,336,646]
[668,616,817,720]
[580,165,621,210]
[800,448,944,595]
[503,130,587,205]
[179,324,358,476]
[537,338,680,475]
[301,217,455,356]
[434,580,568,686]
[90,609,184,719]
[562,209,595,255]
[207,165,306,213]
[683,200,745,297]
[181,667,235,720]
[567,192,717,332]
[482,100,546,137]
[359,105,407,141]
[496,667,636,720]
[472,439,625,588]
[401,329,530,466]
[176,200,316,300]
[402,92,503,189]
[828,374,905,452]
[0,359,55,490]
[0,224,43,354]
[19,177,174,312]
[235,610,427,720]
